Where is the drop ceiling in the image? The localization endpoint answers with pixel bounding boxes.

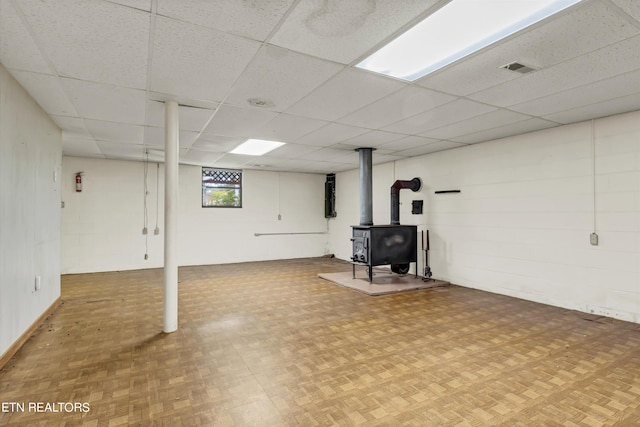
[1,0,639,174]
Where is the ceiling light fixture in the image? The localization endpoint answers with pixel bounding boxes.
[230,139,285,156]
[357,0,584,81]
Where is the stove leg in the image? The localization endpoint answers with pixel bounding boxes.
[369,266,373,283]
[352,263,355,279]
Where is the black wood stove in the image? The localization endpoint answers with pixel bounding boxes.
[351,148,421,282]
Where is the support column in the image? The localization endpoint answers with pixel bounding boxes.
[164,100,179,333]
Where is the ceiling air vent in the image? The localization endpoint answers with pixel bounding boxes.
[501,61,537,74]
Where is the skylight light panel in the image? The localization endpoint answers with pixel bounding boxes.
[357,0,584,81]
[230,139,285,156]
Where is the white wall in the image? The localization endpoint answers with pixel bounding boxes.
[0,64,61,357]
[331,110,640,323]
[61,157,330,273]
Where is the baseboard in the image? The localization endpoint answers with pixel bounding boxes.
[0,297,61,370]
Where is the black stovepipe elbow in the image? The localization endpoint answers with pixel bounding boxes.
[390,178,421,225]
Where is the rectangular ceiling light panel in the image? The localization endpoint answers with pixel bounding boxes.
[357,0,584,81]
[230,139,285,155]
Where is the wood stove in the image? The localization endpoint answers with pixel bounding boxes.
[351,148,421,282]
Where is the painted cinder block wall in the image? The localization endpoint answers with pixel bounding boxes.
[330,110,640,323]
[61,157,329,274]
[0,64,62,357]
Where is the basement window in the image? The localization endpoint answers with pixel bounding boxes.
[202,168,242,208]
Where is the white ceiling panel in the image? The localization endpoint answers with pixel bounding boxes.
[0,0,51,74]
[157,0,294,41]
[10,70,78,116]
[16,0,149,89]
[451,118,560,144]
[62,138,104,159]
[86,120,144,144]
[270,0,443,64]
[107,0,151,11]
[225,45,344,112]
[253,113,328,143]
[300,147,359,164]
[203,105,279,139]
[96,140,145,161]
[180,149,225,166]
[61,78,146,124]
[286,67,405,121]
[189,134,246,153]
[211,153,256,169]
[420,109,532,140]
[418,0,638,96]
[543,93,640,125]
[383,99,496,135]
[143,127,199,149]
[295,122,369,147]
[377,135,439,153]
[263,143,320,159]
[150,16,261,102]
[338,85,455,129]
[396,141,467,157]
[511,70,640,117]
[51,115,91,139]
[611,0,640,22]
[341,130,404,148]
[146,101,215,132]
[470,35,640,108]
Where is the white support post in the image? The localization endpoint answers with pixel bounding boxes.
[164,100,179,333]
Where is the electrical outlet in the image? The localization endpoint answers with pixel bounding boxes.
[142,227,147,235]
[590,232,599,246]
[154,227,159,235]
[278,214,282,220]
[35,275,41,291]
[144,254,148,260]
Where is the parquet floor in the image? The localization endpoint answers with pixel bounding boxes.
[1,258,640,426]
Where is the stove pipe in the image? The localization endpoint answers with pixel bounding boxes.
[356,148,374,226]
[390,178,421,225]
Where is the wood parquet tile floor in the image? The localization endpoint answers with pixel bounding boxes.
[2,257,640,426]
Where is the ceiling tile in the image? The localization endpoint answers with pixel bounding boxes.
[418,0,638,96]
[469,35,640,108]
[338,85,455,129]
[610,0,640,22]
[263,143,320,159]
[61,78,146,124]
[340,130,404,148]
[107,0,151,11]
[376,135,439,153]
[86,120,144,144]
[61,138,104,159]
[146,101,215,132]
[270,0,442,64]
[203,105,279,138]
[0,0,52,74]
[150,16,261,102]
[96,140,146,161]
[543,93,640,125]
[225,44,344,112]
[190,134,246,153]
[383,99,496,135]
[420,109,532,140]
[511,70,640,117]
[17,0,149,88]
[299,147,359,164]
[396,141,467,157]
[295,122,369,147]
[143,127,199,149]
[10,70,78,116]
[50,115,91,139]
[211,153,256,169]
[157,0,294,41]
[285,67,405,121]
[253,113,328,143]
[451,118,560,144]
[180,149,225,167]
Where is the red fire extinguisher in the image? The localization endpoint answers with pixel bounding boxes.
[75,172,83,192]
